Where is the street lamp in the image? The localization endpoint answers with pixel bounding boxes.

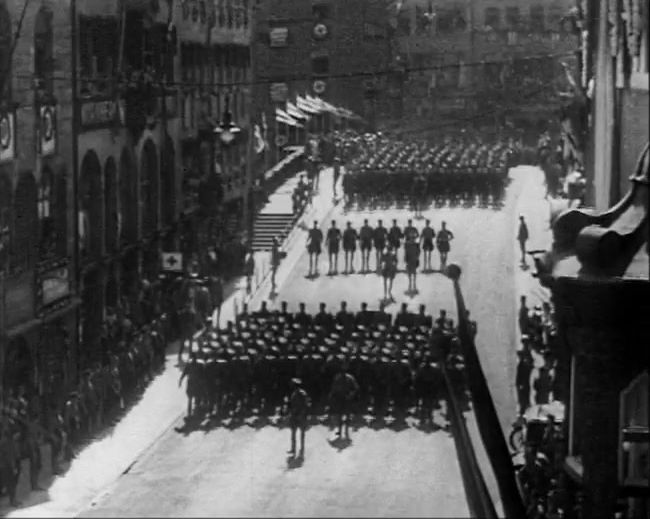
[213,95,241,146]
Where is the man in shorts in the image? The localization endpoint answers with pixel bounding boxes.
[286,378,310,458]
[404,234,421,294]
[387,219,404,269]
[436,220,454,271]
[325,220,342,275]
[306,220,323,277]
[420,219,436,272]
[372,219,388,273]
[359,219,374,273]
[380,245,398,301]
[342,221,359,274]
[329,367,360,439]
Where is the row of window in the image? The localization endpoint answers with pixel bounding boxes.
[180,0,250,30]
[398,4,570,36]
[180,44,250,86]
[0,169,67,271]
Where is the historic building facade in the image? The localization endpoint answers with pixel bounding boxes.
[253,0,393,156]
[1,0,254,405]
[393,0,578,138]
[532,2,649,517]
[1,0,76,407]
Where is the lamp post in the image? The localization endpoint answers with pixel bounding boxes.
[445,263,527,519]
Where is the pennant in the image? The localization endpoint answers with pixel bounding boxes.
[286,101,309,120]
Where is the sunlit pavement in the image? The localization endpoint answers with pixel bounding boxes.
[4,166,550,518]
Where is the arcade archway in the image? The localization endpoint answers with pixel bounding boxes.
[120,148,138,244]
[79,150,103,258]
[104,157,118,253]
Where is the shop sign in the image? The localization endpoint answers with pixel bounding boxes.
[80,99,125,129]
[270,82,289,102]
[0,111,15,163]
[39,105,57,156]
[38,265,71,308]
[269,27,289,47]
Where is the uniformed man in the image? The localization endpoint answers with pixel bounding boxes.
[404,234,421,294]
[314,302,333,329]
[294,302,312,327]
[387,219,404,266]
[286,378,310,458]
[342,221,359,274]
[329,367,360,439]
[306,221,323,277]
[178,353,202,418]
[325,220,342,275]
[335,301,355,333]
[372,220,388,273]
[270,236,283,293]
[420,219,436,272]
[359,219,374,273]
[355,302,373,328]
[404,219,419,242]
[436,221,454,271]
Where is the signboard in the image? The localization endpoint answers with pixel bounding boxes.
[80,99,124,129]
[39,265,70,308]
[269,27,289,47]
[39,105,57,156]
[162,252,183,272]
[0,111,15,163]
[270,82,289,102]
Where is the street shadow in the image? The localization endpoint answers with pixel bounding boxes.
[286,454,305,470]
[327,436,352,451]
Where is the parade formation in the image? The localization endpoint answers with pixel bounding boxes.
[179,300,459,456]
[337,131,522,208]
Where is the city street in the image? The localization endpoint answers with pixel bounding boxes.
[6,166,549,518]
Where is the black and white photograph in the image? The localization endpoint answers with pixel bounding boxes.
[0,0,648,517]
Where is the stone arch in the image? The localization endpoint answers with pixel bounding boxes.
[0,168,11,266]
[120,148,138,244]
[4,336,35,395]
[104,157,118,253]
[0,3,12,98]
[140,139,159,238]
[161,134,176,229]
[12,170,38,268]
[33,6,54,92]
[79,150,103,258]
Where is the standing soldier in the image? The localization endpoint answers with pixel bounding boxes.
[177,303,198,364]
[359,219,374,273]
[404,235,421,295]
[517,215,529,267]
[387,219,404,269]
[286,378,310,458]
[244,250,255,294]
[435,221,454,271]
[420,219,436,272]
[516,348,533,416]
[325,220,342,275]
[0,421,20,507]
[270,237,282,295]
[306,220,323,277]
[208,275,224,329]
[342,221,359,274]
[329,367,360,439]
[380,245,398,302]
[333,156,342,197]
[372,219,388,273]
[404,218,419,242]
[179,353,202,419]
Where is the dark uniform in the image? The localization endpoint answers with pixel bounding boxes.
[287,381,310,457]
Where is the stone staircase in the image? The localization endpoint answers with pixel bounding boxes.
[251,213,296,251]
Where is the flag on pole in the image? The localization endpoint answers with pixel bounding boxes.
[286,101,309,120]
[254,124,266,154]
[296,95,321,114]
[275,108,304,128]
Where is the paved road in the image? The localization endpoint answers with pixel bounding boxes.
[83,420,468,517]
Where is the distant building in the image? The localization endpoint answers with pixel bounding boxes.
[393,0,578,138]
[253,0,393,155]
[534,2,649,518]
[0,0,254,405]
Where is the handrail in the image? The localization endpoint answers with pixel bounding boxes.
[442,360,498,518]
[447,264,527,519]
